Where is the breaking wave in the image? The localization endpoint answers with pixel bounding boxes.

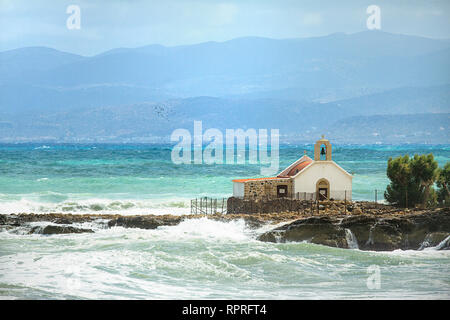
[0,196,192,215]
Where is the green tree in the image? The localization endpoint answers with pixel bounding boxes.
[410,154,438,207]
[437,162,450,205]
[385,154,438,208]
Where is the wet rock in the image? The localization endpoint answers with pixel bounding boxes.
[258,208,450,251]
[242,216,266,229]
[258,216,347,248]
[29,225,94,235]
[435,235,450,250]
[419,232,450,250]
[107,215,183,229]
[52,218,73,225]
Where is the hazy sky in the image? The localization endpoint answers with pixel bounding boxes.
[1,0,449,56]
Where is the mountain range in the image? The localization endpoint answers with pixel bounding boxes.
[0,31,449,143]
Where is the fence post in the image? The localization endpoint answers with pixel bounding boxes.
[344,190,347,214]
[375,189,377,204]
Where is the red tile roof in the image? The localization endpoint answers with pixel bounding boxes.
[283,160,312,177]
[232,177,289,183]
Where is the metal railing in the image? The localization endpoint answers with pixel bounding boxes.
[190,197,227,215]
[192,190,386,215]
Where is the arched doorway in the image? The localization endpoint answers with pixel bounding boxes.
[316,178,330,200]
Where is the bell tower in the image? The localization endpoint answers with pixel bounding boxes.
[314,135,332,161]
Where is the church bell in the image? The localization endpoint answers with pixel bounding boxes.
[320,147,326,156]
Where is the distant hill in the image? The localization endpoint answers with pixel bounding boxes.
[324,113,449,144]
[0,95,448,144]
[0,47,85,84]
[327,85,450,115]
[1,31,449,99]
[0,31,449,143]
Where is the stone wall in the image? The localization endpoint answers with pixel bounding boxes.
[227,197,313,214]
[244,178,293,200]
[227,197,367,215]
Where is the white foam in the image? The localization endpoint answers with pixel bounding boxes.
[345,228,359,249]
[0,197,193,215]
[139,217,252,242]
[423,235,450,251]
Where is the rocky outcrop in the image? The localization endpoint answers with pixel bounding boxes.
[0,213,117,225]
[258,216,348,248]
[1,208,449,251]
[107,215,183,229]
[0,213,102,235]
[257,208,450,251]
[29,225,94,235]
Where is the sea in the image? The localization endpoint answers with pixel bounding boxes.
[0,143,449,299]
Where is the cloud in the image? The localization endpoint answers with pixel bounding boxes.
[302,13,323,26]
[213,3,238,26]
[1,0,450,55]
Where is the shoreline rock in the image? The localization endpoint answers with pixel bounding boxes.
[29,225,94,235]
[257,208,450,251]
[1,205,449,251]
[107,215,183,229]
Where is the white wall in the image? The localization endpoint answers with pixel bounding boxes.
[233,182,245,198]
[293,161,352,200]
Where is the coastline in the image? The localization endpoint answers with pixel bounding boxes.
[2,203,449,251]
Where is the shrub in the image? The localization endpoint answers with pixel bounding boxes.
[385,154,438,208]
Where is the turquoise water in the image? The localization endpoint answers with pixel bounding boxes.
[0,144,449,299]
[0,143,449,214]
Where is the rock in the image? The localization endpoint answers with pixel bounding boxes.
[242,216,266,229]
[29,225,94,235]
[419,232,450,250]
[258,208,450,251]
[107,215,183,229]
[258,216,347,248]
[435,235,450,250]
[52,218,73,224]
